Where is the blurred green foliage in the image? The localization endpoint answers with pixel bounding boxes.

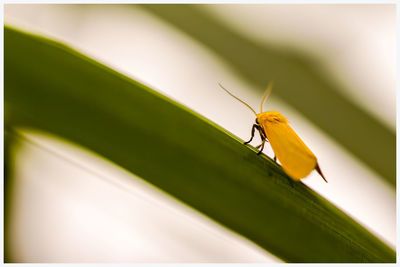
[4,26,395,263]
[4,129,17,262]
[140,4,395,186]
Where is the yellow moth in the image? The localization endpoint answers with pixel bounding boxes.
[219,82,327,182]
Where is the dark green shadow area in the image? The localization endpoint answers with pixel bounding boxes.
[4,26,395,263]
[139,4,395,186]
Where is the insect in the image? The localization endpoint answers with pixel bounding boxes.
[219,82,327,182]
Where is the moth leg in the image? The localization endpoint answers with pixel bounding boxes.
[255,141,269,149]
[257,139,266,155]
[253,125,267,155]
[244,124,257,145]
[256,143,276,161]
[255,139,268,149]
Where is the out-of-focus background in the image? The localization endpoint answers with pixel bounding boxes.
[4,4,396,263]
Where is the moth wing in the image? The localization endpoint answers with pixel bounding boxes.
[264,121,317,180]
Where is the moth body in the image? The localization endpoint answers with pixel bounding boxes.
[257,111,318,180]
[219,82,327,182]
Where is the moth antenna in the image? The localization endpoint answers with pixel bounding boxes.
[260,81,274,113]
[219,83,257,116]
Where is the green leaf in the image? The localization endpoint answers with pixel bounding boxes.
[139,4,395,186]
[4,26,395,263]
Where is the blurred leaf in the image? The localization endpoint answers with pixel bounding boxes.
[139,4,395,186]
[4,129,18,263]
[4,26,395,263]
